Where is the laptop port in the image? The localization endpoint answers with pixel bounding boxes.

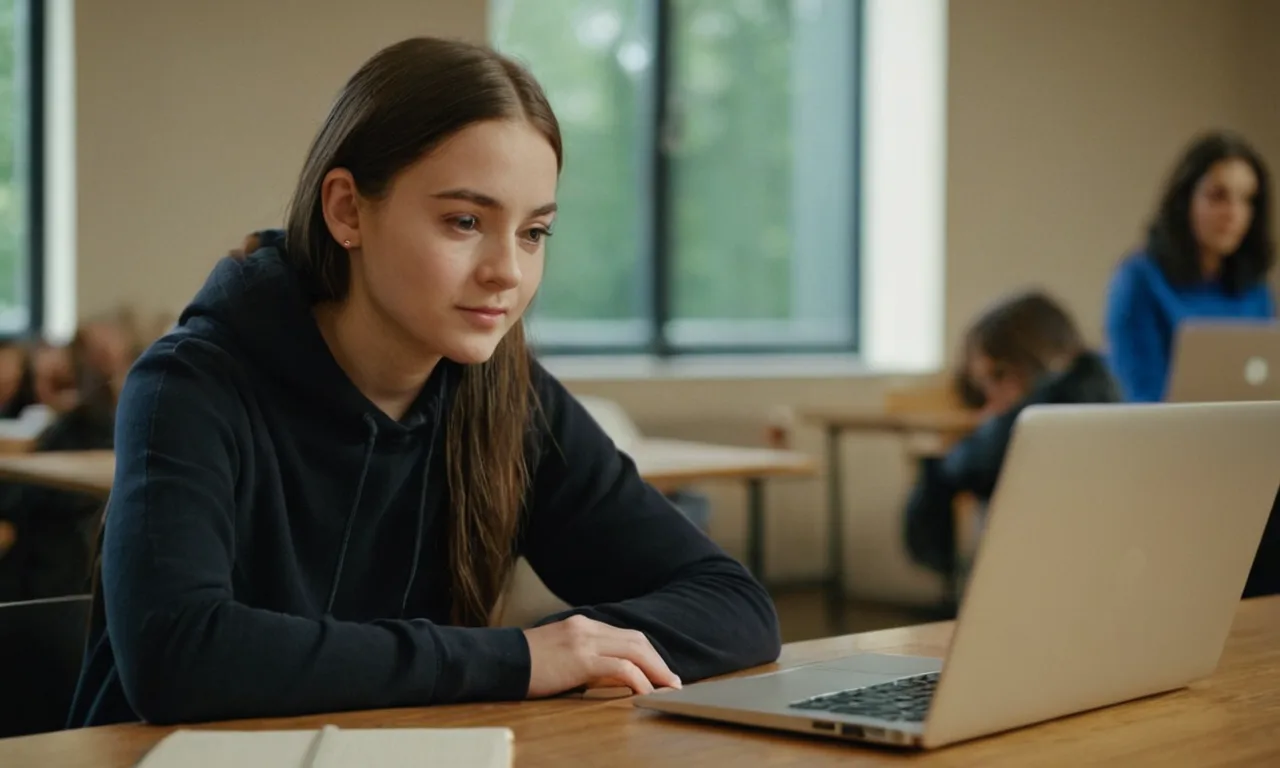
[841,724,865,738]
[812,721,836,732]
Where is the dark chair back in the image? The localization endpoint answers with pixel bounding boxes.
[1243,486,1280,599]
[0,594,92,737]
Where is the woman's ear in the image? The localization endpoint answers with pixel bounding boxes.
[320,168,363,249]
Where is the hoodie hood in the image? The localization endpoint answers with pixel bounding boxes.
[175,229,456,621]
[178,229,458,439]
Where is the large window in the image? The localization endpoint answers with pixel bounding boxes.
[0,0,41,337]
[492,0,860,356]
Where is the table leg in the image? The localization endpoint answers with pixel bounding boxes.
[826,425,846,633]
[746,478,765,580]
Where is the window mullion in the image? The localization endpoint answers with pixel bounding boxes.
[649,0,673,358]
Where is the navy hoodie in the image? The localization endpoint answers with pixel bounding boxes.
[903,351,1120,576]
[68,234,781,727]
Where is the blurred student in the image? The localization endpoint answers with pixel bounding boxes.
[68,37,779,729]
[1104,131,1275,402]
[903,291,1119,580]
[0,329,127,603]
[0,341,36,418]
[75,315,140,391]
[31,343,79,413]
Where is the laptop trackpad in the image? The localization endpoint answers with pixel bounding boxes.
[639,653,944,715]
[807,653,943,675]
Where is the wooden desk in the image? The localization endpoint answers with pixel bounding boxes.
[798,408,982,438]
[629,438,814,491]
[629,438,815,580]
[0,441,815,581]
[0,451,114,498]
[0,437,35,455]
[4,596,1276,766]
[797,407,982,630]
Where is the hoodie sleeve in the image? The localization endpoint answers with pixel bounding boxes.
[519,363,782,683]
[902,457,959,576]
[936,408,1020,500]
[1104,258,1169,403]
[103,339,530,725]
[902,401,1020,575]
[932,352,1119,500]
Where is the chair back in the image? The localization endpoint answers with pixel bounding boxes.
[575,396,644,452]
[0,594,92,737]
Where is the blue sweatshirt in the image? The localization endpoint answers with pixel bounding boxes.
[1103,252,1275,402]
[68,235,780,727]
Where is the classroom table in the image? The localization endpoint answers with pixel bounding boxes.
[0,437,34,455]
[0,440,815,581]
[2,595,1275,766]
[0,451,115,497]
[626,438,815,578]
[796,408,983,631]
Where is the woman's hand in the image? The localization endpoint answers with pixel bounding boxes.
[523,614,682,698]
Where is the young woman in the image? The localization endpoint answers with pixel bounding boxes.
[68,37,780,728]
[1104,131,1276,402]
[903,291,1119,580]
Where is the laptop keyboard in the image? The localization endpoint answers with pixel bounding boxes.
[789,671,939,723]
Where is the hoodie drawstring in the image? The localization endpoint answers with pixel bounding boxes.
[400,374,445,617]
[325,413,379,615]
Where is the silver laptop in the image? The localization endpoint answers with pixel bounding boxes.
[1166,321,1280,402]
[635,402,1280,749]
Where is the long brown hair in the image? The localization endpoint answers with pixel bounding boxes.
[282,38,563,626]
[1147,131,1274,292]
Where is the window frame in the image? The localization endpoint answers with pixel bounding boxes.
[24,0,44,337]
[525,0,864,359]
[0,0,46,341]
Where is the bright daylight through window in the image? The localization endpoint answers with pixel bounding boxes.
[491,0,860,357]
[0,0,39,337]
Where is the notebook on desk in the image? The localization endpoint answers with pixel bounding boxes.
[134,726,513,768]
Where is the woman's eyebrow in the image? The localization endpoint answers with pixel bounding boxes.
[432,188,557,217]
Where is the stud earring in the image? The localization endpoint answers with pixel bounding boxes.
[343,239,352,248]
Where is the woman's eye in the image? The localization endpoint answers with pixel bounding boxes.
[453,215,479,232]
[526,227,553,244]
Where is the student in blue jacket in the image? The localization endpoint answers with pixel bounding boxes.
[67,37,780,728]
[1104,131,1276,402]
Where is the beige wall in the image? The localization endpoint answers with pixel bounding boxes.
[946,0,1252,355]
[1238,0,1280,237]
[71,0,1280,604]
[75,0,487,321]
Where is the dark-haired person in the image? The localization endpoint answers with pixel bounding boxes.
[67,37,780,729]
[904,291,1119,584]
[1104,131,1275,403]
[0,341,36,419]
[0,331,122,604]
